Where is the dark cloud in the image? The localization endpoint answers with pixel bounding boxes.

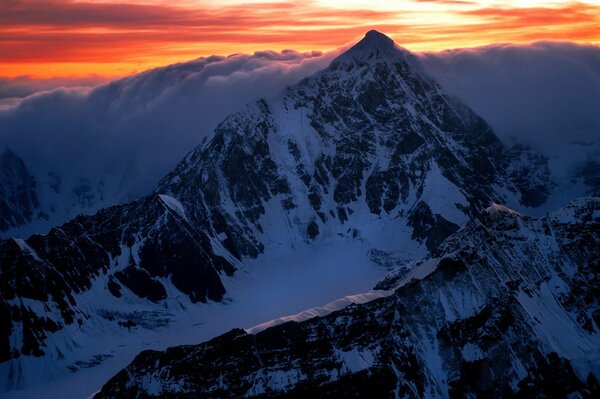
[0,48,337,235]
[417,41,600,180]
[0,75,109,100]
[1,40,599,236]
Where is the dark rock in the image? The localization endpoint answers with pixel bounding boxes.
[95,197,600,398]
[0,147,39,232]
[114,266,167,303]
[408,202,459,251]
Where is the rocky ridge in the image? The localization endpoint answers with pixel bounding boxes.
[96,197,600,398]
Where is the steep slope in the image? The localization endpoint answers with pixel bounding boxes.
[0,51,331,239]
[96,197,600,399]
[0,194,234,360]
[0,31,551,396]
[4,40,599,238]
[158,31,549,257]
[418,42,600,212]
[0,147,40,232]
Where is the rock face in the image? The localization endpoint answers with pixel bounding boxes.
[96,197,600,399]
[0,194,234,363]
[158,31,548,251]
[575,160,600,195]
[0,31,552,387]
[0,147,40,232]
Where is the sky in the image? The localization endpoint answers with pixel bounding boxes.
[1,0,600,78]
[0,1,599,237]
[1,41,598,233]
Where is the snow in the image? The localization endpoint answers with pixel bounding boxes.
[437,286,485,323]
[335,348,376,374]
[485,203,521,216]
[158,194,188,221]
[395,258,439,289]
[517,281,600,378]
[461,343,483,362]
[548,196,597,224]
[139,375,185,396]
[245,290,392,334]
[413,325,448,398]
[262,369,304,391]
[419,162,469,225]
[1,235,402,399]
[11,238,42,261]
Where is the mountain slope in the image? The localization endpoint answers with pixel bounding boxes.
[157,30,549,258]
[0,51,331,239]
[0,147,40,232]
[4,40,600,238]
[96,197,600,399]
[0,31,552,395]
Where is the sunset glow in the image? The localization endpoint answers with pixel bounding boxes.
[1,0,599,78]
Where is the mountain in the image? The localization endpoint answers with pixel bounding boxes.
[3,40,600,240]
[95,197,600,399]
[1,31,553,396]
[0,145,116,240]
[0,50,331,240]
[0,147,41,232]
[157,30,549,255]
[417,41,600,211]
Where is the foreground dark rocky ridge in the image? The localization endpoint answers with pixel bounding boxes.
[1,31,552,390]
[96,198,600,398]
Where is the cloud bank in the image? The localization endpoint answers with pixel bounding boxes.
[0,48,337,236]
[0,75,110,110]
[1,40,599,236]
[418,41,600,180]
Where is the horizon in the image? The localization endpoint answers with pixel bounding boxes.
[1,0,599,80]
[2,32,599,106]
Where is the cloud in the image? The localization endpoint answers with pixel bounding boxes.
[1,1,599,77]
[417,41,600,179]
[0,48,338,232]
[0,75,110,99]
[456,3,600,42]
[1,39,599,236]
[0,0,390,66]
[415,0,475,4]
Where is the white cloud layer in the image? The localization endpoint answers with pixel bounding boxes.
[0,49,336,235]
[0,41,599,236]
[417,41,600,180]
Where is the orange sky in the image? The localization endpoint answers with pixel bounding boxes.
[1,0,599,78]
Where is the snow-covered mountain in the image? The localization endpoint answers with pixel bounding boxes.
[96,197,600,398]
[0,50,332,240]
[0,31,565,397]
[3,38,599,240]
[418,41,600,208]
[0,147,41,232]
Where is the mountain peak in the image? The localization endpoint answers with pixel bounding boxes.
[351,30,397,54]
[331,30,407,67]
[362,30,395,47]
